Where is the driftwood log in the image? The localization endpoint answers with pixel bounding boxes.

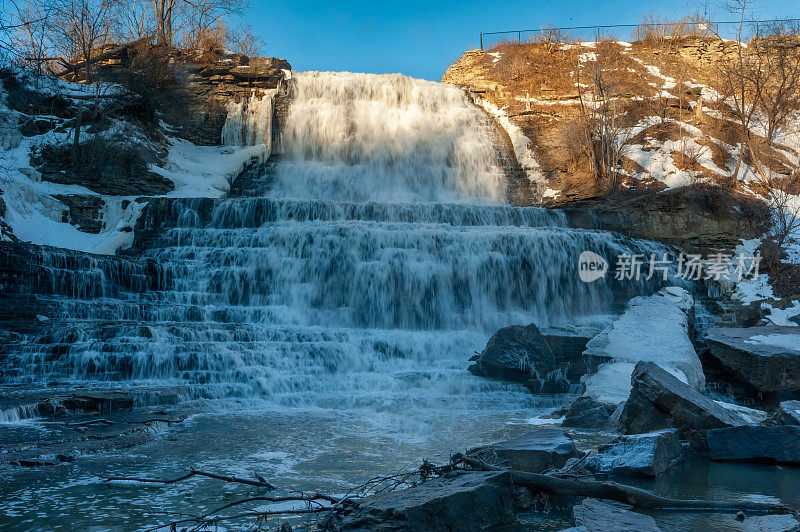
[510,471,791,513]
[450,453,792,514]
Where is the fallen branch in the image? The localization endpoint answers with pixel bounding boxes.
[100,468,276,490]
[510,471,792,514]
[145,493,348,532]
[453,452,791,514]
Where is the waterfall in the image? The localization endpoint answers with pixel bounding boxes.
[2,72,678,407]
[272,71,507,203]
[221,91,276,154]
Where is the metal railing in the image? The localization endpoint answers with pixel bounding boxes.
[479,18,800,50]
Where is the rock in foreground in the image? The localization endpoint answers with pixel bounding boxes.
[705,327,800,393]
[473,428,579,472]
[775,401,800,425]
[589,429,686,477]
[469,323,571,392]
[562,396,617,428]
[619,362,747,448]
[708,425,800,465]
[342,471,514,531]
[571,499,660,532]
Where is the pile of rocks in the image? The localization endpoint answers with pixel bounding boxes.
[369,289,800,531]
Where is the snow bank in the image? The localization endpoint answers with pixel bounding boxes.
[150,137,267,199]
[728,238,800,326]
[582,287,703,403]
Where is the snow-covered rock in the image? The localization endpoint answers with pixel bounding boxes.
[582,287,703,403]
[705,326,800,393]
[589,429,687,477]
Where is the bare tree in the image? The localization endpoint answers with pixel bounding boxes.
[760,159,800,255]
[108,0,153,43]
[714,0,771,181]
[50,0,112,81]
[1,0,53,73]
[575,39,635,191]
[226,22,261,55]
[757,22,800,145]
[145,0,246,48]
[534,24,571,55]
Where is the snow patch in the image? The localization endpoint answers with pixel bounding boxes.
[582,287,703,403]
[744,333,800,351]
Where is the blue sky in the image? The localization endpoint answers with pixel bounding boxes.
[246,0,795,80]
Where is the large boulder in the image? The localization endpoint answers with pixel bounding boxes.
[705,327,800,393]
[619,362,748,449]
[469,324,557,383]
[342,471,515,531]
[582,287,704,404]
[571,499,660,532]
[708,425,800,464]
[562,396,617,429]
[775,400,800,425]
[472,428,579,473]
[589,429,687,477]
[541,327,597,383]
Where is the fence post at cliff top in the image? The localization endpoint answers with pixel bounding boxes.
[480,32,483,50]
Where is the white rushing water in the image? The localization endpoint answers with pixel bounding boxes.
[4,71,674,410]
[0,72,687,530]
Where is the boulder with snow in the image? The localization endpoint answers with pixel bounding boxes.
[571,499,660,532]
[562,396,617,428]
[472,428,579,473]
[705,326,800,393]
[469,323,557,383]
[342,470,515,531]
[708,425,800,465]
[589,429,687,477]
[582,287,704,404]
[774,400,800,425]
[619,362,748,448]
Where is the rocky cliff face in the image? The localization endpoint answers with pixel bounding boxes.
[443,36,800,202]
[0,50,291,254]
[442,37,792,251]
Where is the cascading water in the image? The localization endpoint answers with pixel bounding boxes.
[0,72,690,528]
[3,71,676,443]
[221,91,276,153]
